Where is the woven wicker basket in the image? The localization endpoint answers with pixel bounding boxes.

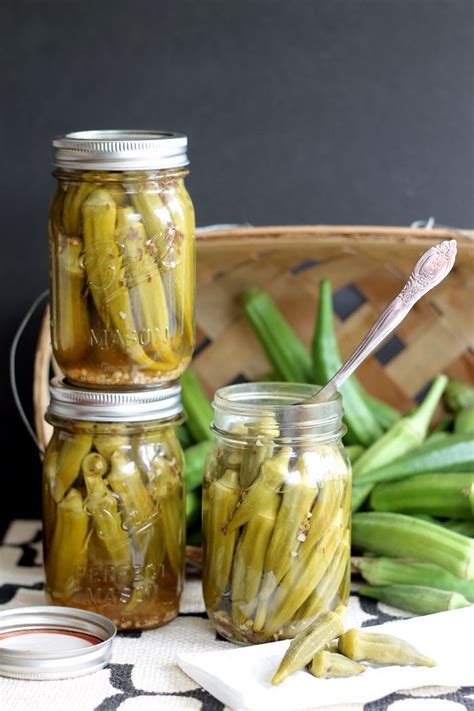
[34,225,474,450]
[33,225,474,569]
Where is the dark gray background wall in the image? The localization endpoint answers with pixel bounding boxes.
[1,0,473,533]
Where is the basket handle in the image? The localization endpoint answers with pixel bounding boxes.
[10,290,49,453]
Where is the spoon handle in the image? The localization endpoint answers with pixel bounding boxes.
[310,239,457,404]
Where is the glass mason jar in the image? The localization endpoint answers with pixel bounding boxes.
[49,130,195,387]
[202,383,351,644]
[42,378,185,630]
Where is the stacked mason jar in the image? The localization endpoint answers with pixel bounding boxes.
[44,131,195,630]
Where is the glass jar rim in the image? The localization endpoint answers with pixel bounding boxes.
[212,382,344,443]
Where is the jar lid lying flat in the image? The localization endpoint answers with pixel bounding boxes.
[53,129,189,170]
[0,606,116,680]
[48,377,183,422]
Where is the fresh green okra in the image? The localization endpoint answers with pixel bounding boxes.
[355,433,474,488]
[359,584,471,614]
[185,440,213,491]
[355,557,474,602]
[351,374,448,509]
[370,472,474,518]
[54,433,93,502]
[338,629,434,667]
[455,406,474,436]
[46,488,90,600]
[180,369,214,442]
[442,518,474,537]
[352,512,474,579]
[312,279,383,447]
[309,651,365,678]
[359,392,401,431]
[445,378,474,413]
[345,445,366,464]
[242,287,313,384]
[272,610,344,685]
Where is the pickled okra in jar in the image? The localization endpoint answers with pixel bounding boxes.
[202,383,351,644]
[42,379,185,630]
[49,131,195,386]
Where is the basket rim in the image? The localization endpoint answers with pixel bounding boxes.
[195,224,474,243]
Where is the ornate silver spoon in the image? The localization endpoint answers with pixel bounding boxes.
[307,239,457,404]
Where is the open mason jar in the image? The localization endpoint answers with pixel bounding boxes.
[202,383,351,644]
[42,379,185,630]
[49,130,195,386]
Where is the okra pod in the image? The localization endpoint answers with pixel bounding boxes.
[455,406,474,436]
[338,629,434,667]
[359,584,471,614]
[54,433,93,502]
[312,279,382,446]
[82,190,160,368]
[352,374,448,485]
[445,378,474,413]
[46,488,90,599]
[242,287,313,383]
[370,473,474,518]
[239,416,279,489]
[309,651,365,678]
[108,448,157,559]
[299,531,350,622]
[84,464,132,570]
[355,433,474,488]
[180,369,214,442]
[63,182,96,235]
[255,454,319,624]
[162,181,196,343]
[184,440,213,491]
[442,519,474,537]
[360,392,401,431]
[231,491,280,628]
[203,468,241,611]
[54,237,90,364]
[264,516,344,637]
[186,490,201,527]
[352,512,474,579]
[355,557,474,602]
[226,448,291,531]
[115,206,173,364]
[272,610,344,684]
[148,456,185,578]
[345,445,366,464]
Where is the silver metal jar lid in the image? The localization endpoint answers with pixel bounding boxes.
[48,377,183,423]
[0,606,116,680]
[53,130,189,170]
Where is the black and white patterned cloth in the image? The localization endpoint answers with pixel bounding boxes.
[1,521,473,711]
